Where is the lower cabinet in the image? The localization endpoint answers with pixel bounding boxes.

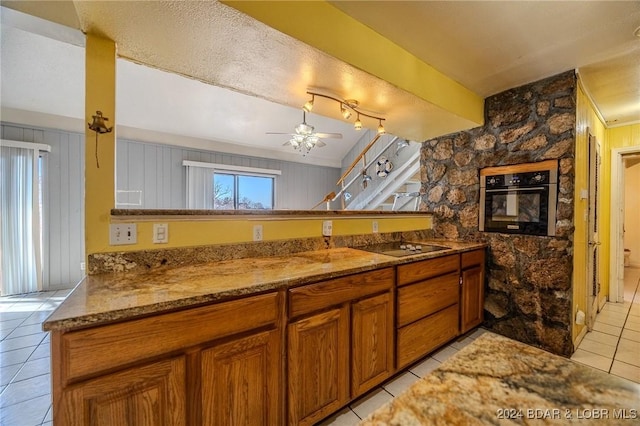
[461,249,486,333]
[288,307,350,426]
[52,292,282,426]
[201,329,281,426]
[60,356,187,426]
[351,292,394,396]
[287,268,395,425]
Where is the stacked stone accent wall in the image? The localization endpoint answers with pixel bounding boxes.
[420,71,576,356]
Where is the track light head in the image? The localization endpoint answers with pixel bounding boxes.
[303,95,314,112]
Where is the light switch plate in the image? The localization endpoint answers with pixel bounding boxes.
[153,223,169,243]
[110,224,137,245]
[322,220,333,237]
[372,221,379,233]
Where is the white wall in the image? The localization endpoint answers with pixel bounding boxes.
[624,160,640,267]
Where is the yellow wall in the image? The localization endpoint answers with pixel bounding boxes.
[107,215,432,253]
[85,35,116,257]
[573,82,607,342]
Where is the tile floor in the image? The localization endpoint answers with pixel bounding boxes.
[0,289,71,426]
[571,267,640,382]
[1,272,638,426]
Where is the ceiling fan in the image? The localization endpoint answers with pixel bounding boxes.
[267,110,342,155]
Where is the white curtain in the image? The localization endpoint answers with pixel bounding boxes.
[185,164,215,209]
[0,144,43,296]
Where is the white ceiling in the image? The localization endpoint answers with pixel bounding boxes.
[1,1,639,167]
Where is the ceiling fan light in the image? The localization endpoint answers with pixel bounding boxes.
[296,122,313,135]
[377,120,386,135]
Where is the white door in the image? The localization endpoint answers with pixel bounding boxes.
[586,133,601,329]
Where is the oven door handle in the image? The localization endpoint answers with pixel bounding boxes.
[485,187,546,192]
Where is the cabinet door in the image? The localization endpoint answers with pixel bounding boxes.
[288,307,349,426]
[201,329,281,426]
[461,265,484,333]
[352,292,394,396]
[59,356,186,425]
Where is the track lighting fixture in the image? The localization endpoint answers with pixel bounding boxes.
[303,91,386,132]
[303,94,315,112]
[354,113,363,131]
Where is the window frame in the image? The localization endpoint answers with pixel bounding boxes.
[183,160,281,210]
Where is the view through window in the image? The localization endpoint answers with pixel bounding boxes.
[214,173,274,210]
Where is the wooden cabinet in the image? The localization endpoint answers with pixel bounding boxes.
[52,292,282,426]
[351,292,394,396]
[201,329,280,426]
[461,249,485,333]
[287,268,394,425]
[60,356,187,425]
[396,255,460,369]
[288,307,350,426]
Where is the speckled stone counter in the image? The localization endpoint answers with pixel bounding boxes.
[360,333,640,425]
[44,241,485,332]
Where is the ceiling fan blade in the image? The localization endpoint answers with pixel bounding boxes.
[266,132,291,135]
[282,141,293,146]
[316,140,327,147]
[315,132,343,139]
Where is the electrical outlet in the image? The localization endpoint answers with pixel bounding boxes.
[80,262,86,271]
[253,224,263,241]
[372,221,379,233]
[153,223,169,243]
[109,224,137,245]
[322,220,333,237]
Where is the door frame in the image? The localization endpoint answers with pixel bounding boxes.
[610,145,640,303]
[586,132,601,328]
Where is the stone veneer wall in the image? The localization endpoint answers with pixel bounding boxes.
[420,71,577,356]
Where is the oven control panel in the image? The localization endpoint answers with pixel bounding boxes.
[485,171,550,188]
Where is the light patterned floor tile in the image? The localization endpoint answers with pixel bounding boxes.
[582,330,620,347]
[592,321,622,336]
[570,349,612,372]
[610,361,640,384]
[621,328,640,343]
[317,407,361,425]
[614,339,640,367]
[409,357,441,378]
[350,388,393,420]
[576,338,616,358]
[383,371,421,397]
[431,346,459,363]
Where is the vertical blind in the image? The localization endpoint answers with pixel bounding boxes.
[0,140,50,296]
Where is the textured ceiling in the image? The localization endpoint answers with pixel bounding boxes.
[1,1,638,168]
[330,1,640,125]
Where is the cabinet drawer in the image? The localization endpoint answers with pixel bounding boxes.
[397,272,459,327]
[397,254,459,286]
[61,292,279,382]
[288,268,394,318]
[462,249,485,269]
[397,304,459,369]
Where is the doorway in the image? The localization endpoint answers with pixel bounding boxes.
[610,146,640,304]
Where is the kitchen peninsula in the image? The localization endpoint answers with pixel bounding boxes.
[360,333,640,425]
[43,238,486,425]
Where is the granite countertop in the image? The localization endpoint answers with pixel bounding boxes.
[43,241,484,332]
[360,333,640,425]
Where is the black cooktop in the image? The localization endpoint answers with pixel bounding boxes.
[353,242,450,257]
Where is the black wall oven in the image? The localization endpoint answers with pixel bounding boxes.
[479,160,558,236]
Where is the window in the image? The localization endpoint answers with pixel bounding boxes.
[214,173,274,210]
[184,161,280,210]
